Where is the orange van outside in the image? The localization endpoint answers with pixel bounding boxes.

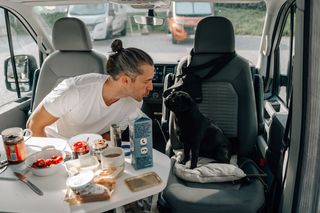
[167,1,214,44]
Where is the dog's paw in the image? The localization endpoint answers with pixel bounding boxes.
[189,165,196,169]
[178,158,188,165]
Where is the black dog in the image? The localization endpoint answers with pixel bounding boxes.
[164,91,231,169]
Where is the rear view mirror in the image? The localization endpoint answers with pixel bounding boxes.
[134,9,164,26]
[4,55,37,92]
[134,15,164,25]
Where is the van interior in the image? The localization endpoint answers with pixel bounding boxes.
[0,0,319,213]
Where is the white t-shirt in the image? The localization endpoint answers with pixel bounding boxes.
[42,73,142,139]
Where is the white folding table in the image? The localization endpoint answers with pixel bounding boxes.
[0,137,171,213]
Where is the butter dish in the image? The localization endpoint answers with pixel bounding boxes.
[64,156,99,176]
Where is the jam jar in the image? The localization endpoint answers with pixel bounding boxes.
[1,127,31,163]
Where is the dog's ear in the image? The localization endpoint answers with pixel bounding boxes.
[178,92,197,104]
[179,104,192,112]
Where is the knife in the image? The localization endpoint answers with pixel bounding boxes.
[14,172,44,196]
[0,165,8,175]
[0,160,8,170]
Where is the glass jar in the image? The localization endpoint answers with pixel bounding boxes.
[1,127,31,163]
[91,139,108,161]
[110,124,122,147]
[72,141,90,159]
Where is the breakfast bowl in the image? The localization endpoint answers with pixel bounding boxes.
[68,133,103,148]
[66,170,95,194]
[68,134,102,155]
[25,147,66,176]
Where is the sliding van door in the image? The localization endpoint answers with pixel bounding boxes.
[261,2,296,213]
[262,2,296,156]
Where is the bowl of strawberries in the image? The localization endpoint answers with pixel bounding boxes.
[25,146,65,176]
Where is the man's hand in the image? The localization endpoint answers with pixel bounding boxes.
[26,104,59,137]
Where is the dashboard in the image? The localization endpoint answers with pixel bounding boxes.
[143,64,176,104]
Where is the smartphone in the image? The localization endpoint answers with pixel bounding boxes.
[125,172,162,192]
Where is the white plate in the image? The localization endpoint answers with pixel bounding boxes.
[68,133,102,148]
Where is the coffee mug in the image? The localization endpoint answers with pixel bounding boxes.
[100,147,124,178]
[1,127,32,163]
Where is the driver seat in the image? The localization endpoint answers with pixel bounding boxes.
[158,16,265,213]
[31,17,106,111]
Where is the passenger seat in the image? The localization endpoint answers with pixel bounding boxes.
[158,16,265,213]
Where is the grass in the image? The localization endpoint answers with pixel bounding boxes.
[215,6,266,36]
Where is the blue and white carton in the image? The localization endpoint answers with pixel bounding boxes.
[129,109,153,170]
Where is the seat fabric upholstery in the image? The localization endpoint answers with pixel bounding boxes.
[159,16,265,213]
[32,17,106,111]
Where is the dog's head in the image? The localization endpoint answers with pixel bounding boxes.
[164,91,196,114]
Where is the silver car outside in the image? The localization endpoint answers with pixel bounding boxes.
[67,3,127,40]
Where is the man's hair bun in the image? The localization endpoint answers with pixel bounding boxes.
[111,39,124,53]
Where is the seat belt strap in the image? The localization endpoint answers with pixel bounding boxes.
[182,52,237,80]
[164,52,236,92]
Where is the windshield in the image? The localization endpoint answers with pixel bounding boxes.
[175,2,212,16]
[68,4,106,16]
[33,2,266,65]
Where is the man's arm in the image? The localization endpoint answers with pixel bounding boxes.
[26,104,59,137]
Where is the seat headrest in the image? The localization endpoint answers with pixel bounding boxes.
[194,16,235,54]
[52,17,92,51]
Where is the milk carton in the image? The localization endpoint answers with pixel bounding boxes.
[129,109,153,170]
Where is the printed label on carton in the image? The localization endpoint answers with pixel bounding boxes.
[129,110,153,170]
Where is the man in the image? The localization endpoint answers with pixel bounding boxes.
[27,39,154,139]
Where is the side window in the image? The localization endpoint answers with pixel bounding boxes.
[0,8,39,107]
[277,6,295,105]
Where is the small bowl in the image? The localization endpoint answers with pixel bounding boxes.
[25,148,65,177]
[66,170,94,194]
[68,133,102,148]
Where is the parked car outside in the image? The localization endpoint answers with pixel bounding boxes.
[167,1,214,44]
[67,3,127,40]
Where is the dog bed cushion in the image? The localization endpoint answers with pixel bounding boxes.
[173,155,246,183]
